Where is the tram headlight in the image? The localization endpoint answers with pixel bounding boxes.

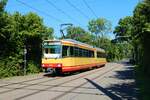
[42,64,45,67]
[57,64,62,67]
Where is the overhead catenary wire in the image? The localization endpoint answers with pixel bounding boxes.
[65,0,90,20]
[45,0,82,25]
[16,0,63,23]
[83,0,98,18]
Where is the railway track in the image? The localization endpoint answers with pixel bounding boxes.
[0,68,96,94]
[12,63,121,100]
[14,66,105,100]
[0,76,45,88]
[0,67,98,89]
[0,76,60,94]
[51,65,122,100]
[0,62,137,100]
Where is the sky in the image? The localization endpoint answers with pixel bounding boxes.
[5,0,139,39]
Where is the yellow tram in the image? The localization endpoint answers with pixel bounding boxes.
[42,39,107,74]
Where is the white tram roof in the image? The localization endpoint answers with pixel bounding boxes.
[44,39,105,53]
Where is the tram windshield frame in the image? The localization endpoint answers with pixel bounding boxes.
[44,45,61,54]
[43,41,62,58]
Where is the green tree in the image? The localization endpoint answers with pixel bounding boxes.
[19,12,54,73]
[113,16,133,42]
[0,0,7,12]
[41,26,54,40]
[132,0,150,74]
[113,16,134,61]
[113,0,150,75]
[88,18,112,48]
[23,12,53,39]
[0,0,7,38]
[66,26,94,44]
[88,18,111,37]
[0,1,54,78]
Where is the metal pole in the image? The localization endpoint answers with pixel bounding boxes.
[60,23,73,39]
[24,45,27,75]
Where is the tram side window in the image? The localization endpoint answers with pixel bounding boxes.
[70,46,74,56]
[74,47,79,57]
[62,45,95,58]
[89,50,94,57]
[92,51,94,57]
[81,49,86,57]
[85,50,89,57]
[45,48,49,54]
[79,48,94,57]
[73,47,86,57]
[97,52,106,58]
[62,46,70,57]
[79,48,83,57]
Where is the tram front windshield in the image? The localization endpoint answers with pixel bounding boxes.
[43,45,61,58]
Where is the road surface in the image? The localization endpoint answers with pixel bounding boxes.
[0,62,138,100]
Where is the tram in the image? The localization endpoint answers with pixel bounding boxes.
[41,39,107,74]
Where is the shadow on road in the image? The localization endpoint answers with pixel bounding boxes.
[85,78,122,100]
[107,61,138,100]
[85,61,138,100]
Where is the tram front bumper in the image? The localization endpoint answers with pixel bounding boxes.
[42,63,62,68]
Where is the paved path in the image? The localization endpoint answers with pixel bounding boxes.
[0,62,138,100]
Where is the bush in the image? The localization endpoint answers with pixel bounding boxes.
[0,56,23,78]
[26,61,40,74]
[0,57,42,78]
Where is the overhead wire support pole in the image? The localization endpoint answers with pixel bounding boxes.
[46,0,82,25]
[66,0,90,20]
[83,0,98,18]
[24,44,27,75]
[16,0,63,23]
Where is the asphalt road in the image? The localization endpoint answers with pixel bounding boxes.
[0,62,138,100]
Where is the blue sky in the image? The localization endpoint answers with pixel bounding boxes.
[5,0,139,39]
